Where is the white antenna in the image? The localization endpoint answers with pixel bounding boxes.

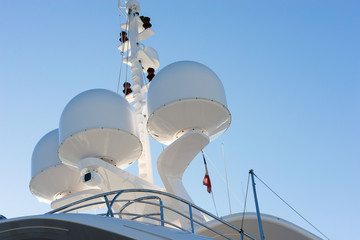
[222,143,232,214]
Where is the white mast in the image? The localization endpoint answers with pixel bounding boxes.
[119,0,154,183]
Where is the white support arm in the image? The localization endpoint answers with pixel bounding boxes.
[157,130,210,203]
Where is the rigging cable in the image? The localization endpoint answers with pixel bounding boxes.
[211,190,219,217]
[124,9,131,95]
[240,173,250,230]
[137,42,150,91]
[117,52,125,94]
[254,173,330,240]
[140,61,149,91]
[117,8,130,95]
[117,14,125,94]
[241,181,247,211]
[221,143,232,214]
[202,150,219,217]
[203,152,245,207]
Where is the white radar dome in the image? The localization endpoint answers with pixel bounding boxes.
[147,61,231,145]
[30,129,87,203]
[58,89,142,169]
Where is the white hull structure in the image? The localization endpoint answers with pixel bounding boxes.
[0,0,325,239]
[0,214,210,240]
[197,213,321,240]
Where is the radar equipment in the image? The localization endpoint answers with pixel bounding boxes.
[58,89,142,170]
[29,129,87,203]
[147,61,231,145]
[22,1,327,239]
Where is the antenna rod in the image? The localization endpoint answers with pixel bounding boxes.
[249,169,265,240]
[222,143,232,214]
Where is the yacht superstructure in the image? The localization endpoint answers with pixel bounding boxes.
[0,1,326,239]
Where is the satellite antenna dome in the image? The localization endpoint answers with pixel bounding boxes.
[58,89,142,169]
[147,61,231,145]
[30,129,86,203]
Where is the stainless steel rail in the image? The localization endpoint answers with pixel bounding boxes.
[47,189,256,240]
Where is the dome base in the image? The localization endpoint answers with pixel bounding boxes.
[147,98,231,145]
[58,128,143,169]
[29,164,83,203]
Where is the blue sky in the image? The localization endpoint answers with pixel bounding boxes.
[0,1,359,239]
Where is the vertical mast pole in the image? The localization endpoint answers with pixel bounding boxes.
[125,1,154,183]
[249,169,265,240]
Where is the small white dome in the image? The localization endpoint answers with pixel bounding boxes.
[147,61,231,145]
[31,129,60,178]
[30,129,86,203]
[58,89,142,169]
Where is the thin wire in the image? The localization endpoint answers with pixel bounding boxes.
[140,62,149,91]
[211,191,219,217]
[117,52,124,94]
[137,43,150,91]
[202,150,219,217]
[221,143,232,214]
[241,181,247,211]
[254,174,330,240]
[203,152,244,207]
[117,15,124,94]
[240,173,250,230]
[124,9,131,94]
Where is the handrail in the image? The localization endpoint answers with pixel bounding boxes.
[118,196,162,216]
[47,189,256,240]
[117,196,164,226]
[119,199,239,240]
[60,199,150,213]
[115,212,188,232]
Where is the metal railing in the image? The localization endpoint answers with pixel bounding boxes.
[48,189,256,240]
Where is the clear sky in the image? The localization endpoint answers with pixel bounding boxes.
[0,0,359,239]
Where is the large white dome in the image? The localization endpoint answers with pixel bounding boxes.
[147,61,231,145]
[58,89,142,169]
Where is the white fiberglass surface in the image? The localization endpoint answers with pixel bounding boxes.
[58,128,142,169]
[59,89,138,143]
[148,99,231,145]
[147,61,227,117]
[29,164,85,203]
